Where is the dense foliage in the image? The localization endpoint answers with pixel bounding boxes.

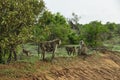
[80,21,107,47]
[0,0,45,63]
[33,11,72,44]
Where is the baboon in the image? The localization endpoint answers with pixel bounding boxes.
[78,40,88,56]
[22,49,31,56]
[39,39,61,60]
[65,46,76,55]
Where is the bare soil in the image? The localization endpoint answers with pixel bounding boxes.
[0,50,120,80]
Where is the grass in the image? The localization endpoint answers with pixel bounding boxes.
[3,35,120,64]
[0,69,16,76]
[112,45,120,51]
[0,65,36,78]
[104,43,120,52]
[103,36,120,52]
[20,43,77,61]
[18,43,102,63]
[18,55,39,64]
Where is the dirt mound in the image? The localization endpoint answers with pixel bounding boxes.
[47,51,120,80]
[0,50,120,80]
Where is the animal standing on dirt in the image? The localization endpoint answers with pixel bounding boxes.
[39,39,61,60]
[78,40,88,56]
[65,46,76,56]
[22,49,31,56]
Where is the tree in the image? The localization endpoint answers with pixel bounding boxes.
[71,13,80,24]
[34,11,72,43]
[68,13,81,34]
[48,12,71,44]
[115,24,120,35]
[0,0,45,63]
[104,22,117,39]
[105,22,116,32]
[80,21,107,47]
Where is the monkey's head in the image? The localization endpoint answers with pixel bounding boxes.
[80,40,84,45]
[54,39,61,45]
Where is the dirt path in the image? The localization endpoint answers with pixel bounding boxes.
[0,50,120,80]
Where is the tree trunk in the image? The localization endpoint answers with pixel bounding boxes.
[38,44,40,56]
[7,50,12,63]
[7,44,17,63]
[0,47,3,63]
[13,49,17,61]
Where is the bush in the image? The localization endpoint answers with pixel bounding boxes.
[80,21,107,47]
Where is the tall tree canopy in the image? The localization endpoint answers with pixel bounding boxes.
[33,11,72,44]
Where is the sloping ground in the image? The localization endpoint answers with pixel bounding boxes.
[0,50,120,80]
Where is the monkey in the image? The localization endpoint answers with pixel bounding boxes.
[65,46,76,56]
[39,39,61,60]
[78,40,88,59]
[22,48,31,56]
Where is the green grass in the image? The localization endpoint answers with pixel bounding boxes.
[112,45,120,51]
[18,43,99,63]
[18,55,39,63]
[19,43,77,62]
[104,43,120,52]
[18,36,120,63]
[56,47,69,57]
[103,36,120,52]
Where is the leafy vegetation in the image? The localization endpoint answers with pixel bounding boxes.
[0,0,45,63]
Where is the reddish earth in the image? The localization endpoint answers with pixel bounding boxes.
[0,50,120,80]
